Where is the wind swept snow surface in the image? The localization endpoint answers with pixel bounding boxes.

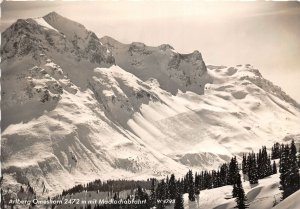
[1,12,300,196]
[273,190,300,209]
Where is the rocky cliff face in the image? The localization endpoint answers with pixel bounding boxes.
[100,36,211,95]
[1,12,115,66]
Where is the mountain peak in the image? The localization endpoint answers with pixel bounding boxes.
[1,12,115,66]
[43,11,71,23]
[191,50,203,60]
[44,11,61,18]
[100,36,123,48]
[158,44,174,51]
[43,11,88,39]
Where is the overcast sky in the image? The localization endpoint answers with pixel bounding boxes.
[1,1,300,102]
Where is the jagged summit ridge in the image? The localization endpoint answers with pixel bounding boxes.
[1,12,115,66]
[100,35,211,95]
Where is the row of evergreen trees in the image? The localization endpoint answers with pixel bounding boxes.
[61,179,152,196]
[58,141,299,209]
[234,140,300,209]
[73,157,241,209]
[279,140,300,199]
[242,146,277,185]
[271,141,300,167]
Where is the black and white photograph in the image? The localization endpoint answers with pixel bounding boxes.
[1,1,300,209]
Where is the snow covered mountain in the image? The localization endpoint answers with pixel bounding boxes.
[99,36,211,95]
[1,12,300,196]
[2,12,115,66]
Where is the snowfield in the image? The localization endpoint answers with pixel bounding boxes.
[173,173,282,209]
[273,190,300,209]
[165,172,298,209]
[1,12,300,198]
[55,171,298,209]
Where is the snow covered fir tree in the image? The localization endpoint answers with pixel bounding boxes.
[1,3,300,209]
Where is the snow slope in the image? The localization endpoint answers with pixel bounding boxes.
[1,12,300,196]
[1,61,188,196]
[165,172,295,209]
[49,171,293,209]
[273,190,300,209]
[100,36,211,95]
[165,173,282,209]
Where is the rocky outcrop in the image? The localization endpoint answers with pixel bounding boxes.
[100,36,212,95]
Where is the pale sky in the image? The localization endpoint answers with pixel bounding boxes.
[1,1,300,102]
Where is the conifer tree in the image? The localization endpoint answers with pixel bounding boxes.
[232,182,239,198]
[211,170,216,188]
[257,149,262,178]
[215,170,222,188]
[200,171,205,190]
[150,178,156,207]
[266,155,273,176]
[169,174,177,200]
[272,161,277,174]
[242,154,248,174]
[220,163,228,186]
[183,174,189,193]
[166,175,170,200]
[257,146,269,178]
[289,140,300,194]
[298,147,300,168]
[177,179,183,194]
[291,139,297,157]
[195,172,200,191]
[174,189,184,209]
[156,180,167,209]
[279,144,292,199]
[204,171,213,189]
[113,192,121,209]
[271,142,281,160]
[234,174,248,209]
[248,154,258,185]
[228,157,239,185]
[188,170,195,201]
